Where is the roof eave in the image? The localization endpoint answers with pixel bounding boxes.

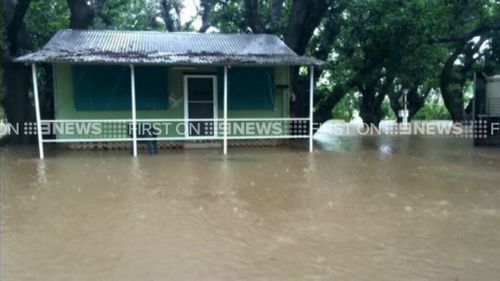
[15,52,327,67]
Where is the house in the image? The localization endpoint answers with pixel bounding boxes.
[16,29,325,159]
[473,73,500,146]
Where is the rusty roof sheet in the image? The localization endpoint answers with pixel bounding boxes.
[15,29,325,66]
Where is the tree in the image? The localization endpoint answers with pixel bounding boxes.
[284,1,343,121]
[67,0,106,29]
[209,0,345,123]
[432,0,500,122]
[2,0,35,144]
[439,38,487,122]
[93,0,164,30]
[160,0,182,31]
[329,0,422,126]
[3,0,499,140]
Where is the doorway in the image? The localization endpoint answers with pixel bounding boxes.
[183,75,218,137]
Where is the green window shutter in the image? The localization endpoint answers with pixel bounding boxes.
[218,67,275,110]
[73,65,169,111]
[135,66,169,110]
[74,65,131,110]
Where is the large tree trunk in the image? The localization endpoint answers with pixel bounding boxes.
[358,75,393,127]
[2,59,34,144]
[198,0,213,33]
[2,0,35,144]
[244,0,262,33]
[289,67,307,118]
[359,91,384,128]
[440,83,465,123]
[389,90,404,123]
[67,0,95,29]
[284,0,329,119]
[265,0,286,33]
[284,0,328,56]
[160,0,182,32]
[440,45,466,123]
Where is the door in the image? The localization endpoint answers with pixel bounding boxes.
[184,75,218,137]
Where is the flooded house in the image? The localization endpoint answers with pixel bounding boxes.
[15,29,325,158]
[473,72,500,146]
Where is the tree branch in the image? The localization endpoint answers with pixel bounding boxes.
[432,21,500,44]
[67,0,96,29]
[198,0,212,33]
[161,0,180,32]
[265,0,285,34]
[6,0,32,55]
[284,0,329,55]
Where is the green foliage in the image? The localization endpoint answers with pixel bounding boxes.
[209,1,247,33]
[5,0,500,125]
[328,93,398,122]
[318,0,500,123]
[413,95,451,120]
[26,0,70,49]
[208,0,289,34]
[381,97,396,120]
[94,0,164,30]
[331,92,358,122]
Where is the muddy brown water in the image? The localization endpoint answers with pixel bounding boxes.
[1,134,500,280]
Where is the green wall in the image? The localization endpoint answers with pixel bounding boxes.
[53,64,290,139]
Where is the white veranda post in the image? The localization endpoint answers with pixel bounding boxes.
[223,66,228,155]
[309,66,314,152]
[31,64,44,159]
[130,65,138,157]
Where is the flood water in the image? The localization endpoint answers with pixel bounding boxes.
[1,133,500,280]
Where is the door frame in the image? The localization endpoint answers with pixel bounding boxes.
[183,74,218,138]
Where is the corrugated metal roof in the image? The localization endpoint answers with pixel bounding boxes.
[15,29,325,66]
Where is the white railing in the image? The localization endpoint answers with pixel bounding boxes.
[38,118,310,144]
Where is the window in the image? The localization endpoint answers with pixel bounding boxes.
[218,67,275,110]
[73,65,168,111]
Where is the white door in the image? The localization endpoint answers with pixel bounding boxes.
[184,75,218,137]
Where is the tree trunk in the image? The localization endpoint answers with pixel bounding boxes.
[2,0,35,144]
[441,86,464,122]
[284,0,328,55]
[440,44,466,122]
[67,0,96,29]
[407,89,428,121]
[314,87,347,127]
[198,0,212,33]
[38,65,56,122]
[389,86,427,123]
[2,59,34,144]
[289,66,308,118]
[284,0,329,119]
[389,90,404,123]
[160,0,181,32]
[359,92,384,128]
[265,0,286,33]
[244,0,263,33]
